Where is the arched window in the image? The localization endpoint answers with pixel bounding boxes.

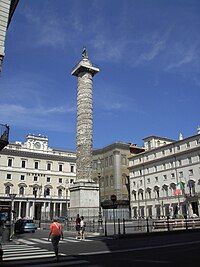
[132,190,137,200]
[19,186,24,195]
[170,183,176,196]
[154,186,160,198]
[162,184,168,197]
[46,188,50,196]
[58,189,62,197]
[138,189,144,200]
[146,188,151,199]
[188,180,195,196]
[5,185,10,195]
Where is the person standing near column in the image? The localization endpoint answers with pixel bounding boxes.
[75,214,81,239]
[80,216,86,241]
[48,219,63,261]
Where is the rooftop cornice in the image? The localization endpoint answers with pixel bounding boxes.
[130,134,200,159]
[128,145,200,170]
[93,142,131,155]
[0,149,76,162]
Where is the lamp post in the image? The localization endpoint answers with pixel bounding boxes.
[97,159,103,232]
[33,188,37,220]
[9,193,16,240]
[111,194,117,235]
[125,175,131,219]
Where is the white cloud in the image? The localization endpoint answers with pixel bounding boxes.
[0,103,75,132]
[166,44,197,70]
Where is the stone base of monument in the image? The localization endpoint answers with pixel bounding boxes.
[69,180,99,220]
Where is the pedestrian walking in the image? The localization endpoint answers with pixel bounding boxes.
[48,219,63,261]
[80,216,86,240]
[75,214,81,239]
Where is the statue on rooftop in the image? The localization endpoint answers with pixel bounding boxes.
[82,47,88,59]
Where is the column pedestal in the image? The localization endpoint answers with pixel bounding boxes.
[69,180,99,219]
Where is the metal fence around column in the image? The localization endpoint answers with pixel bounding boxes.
[34,217,200,237]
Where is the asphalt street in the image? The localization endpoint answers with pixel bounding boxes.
[1,229,200,266]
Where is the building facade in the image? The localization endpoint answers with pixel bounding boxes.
[92,142,144,219]
[0,134,76,220]
[129,129,200,219]
[0,0,19,71]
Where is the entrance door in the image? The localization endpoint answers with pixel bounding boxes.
[35,203,42,220]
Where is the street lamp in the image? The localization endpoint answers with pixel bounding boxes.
[97,159,103,232]
[111,194,117,235]
[125,175,131,219]
[9,193,16,240]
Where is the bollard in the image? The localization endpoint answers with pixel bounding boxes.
[118,218,121,235]
[185,218,188,230]
[92,219,95,233]
[105,219,107,237]
[122,218,126,235]
[146,217,149,233]
[167,216,170,231]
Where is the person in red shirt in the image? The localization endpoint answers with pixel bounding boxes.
[48,219,63,261]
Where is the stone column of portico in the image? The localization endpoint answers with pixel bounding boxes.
[69,50,100,219]
[26,201,29,218]
[18,201,21,218]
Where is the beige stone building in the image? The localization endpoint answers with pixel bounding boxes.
[0,134,76,220]
[92,142,144,219]
[0,0,19,71]
[129,128,200,219]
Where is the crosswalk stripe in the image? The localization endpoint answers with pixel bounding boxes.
[3,251,55,257]
[4,253,56,261]
[15,236,94,246]
[2,244,59,261]
[62,237,92,242]
[2,244,89,266]
[42,237,78,243]
[42,237,67,244]
[17,238,36,245]
[3,247,41,253]
[30,238,50,244]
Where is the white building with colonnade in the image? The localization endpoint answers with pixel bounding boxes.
[0,134,76,221]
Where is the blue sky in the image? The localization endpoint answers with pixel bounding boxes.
[1,0,200,150]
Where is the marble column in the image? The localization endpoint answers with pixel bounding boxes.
[26,201,29,218]
[18,201,21,218]
[70,49,100,219]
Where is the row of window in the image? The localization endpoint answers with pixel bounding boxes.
[132,169,195,187]
[135,139,200,163]
[6,158,75,172]
[6,173,74,184]
[93,155,128,170]
[4,186,64,197]
[132,180,197,201]
[132,156,200,177]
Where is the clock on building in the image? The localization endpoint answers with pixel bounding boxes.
[34,142,41,149]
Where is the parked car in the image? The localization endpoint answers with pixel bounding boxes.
[14,219,37,234]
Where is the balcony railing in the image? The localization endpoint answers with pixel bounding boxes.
[0,124,9,150]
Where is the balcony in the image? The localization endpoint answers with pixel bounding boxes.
[0,124,9,151]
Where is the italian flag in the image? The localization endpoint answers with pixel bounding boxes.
[174,182,184,196]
